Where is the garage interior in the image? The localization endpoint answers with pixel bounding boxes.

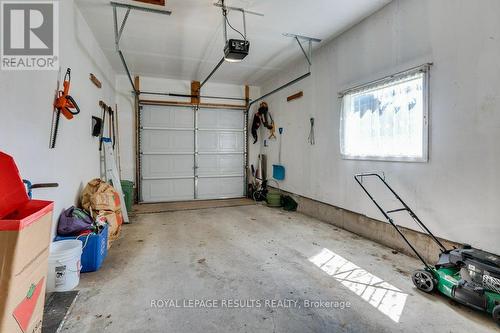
[1,0,499,332]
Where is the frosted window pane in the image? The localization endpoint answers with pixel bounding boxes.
[340,72,427,161]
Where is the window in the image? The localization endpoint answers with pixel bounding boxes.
[340,66,430,162]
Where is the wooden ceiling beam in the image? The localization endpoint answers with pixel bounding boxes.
[133,0,165,6]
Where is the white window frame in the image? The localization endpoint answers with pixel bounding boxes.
[339,64,431,163]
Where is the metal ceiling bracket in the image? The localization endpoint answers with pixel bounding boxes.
[110,1,172,94]
[222,10,228,43]
[117,8,131,45]
[247,34,321,110]
[112,6,119,49]
[215,0,263,42]
[283,33,322,43]
[283,33,321,71]
[213,2,264,17]
[295,37,312,67]
[215,2,263,41]
[242,10,246,39]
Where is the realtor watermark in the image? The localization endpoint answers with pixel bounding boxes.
[151,299,352,310]
[1,1,59,70]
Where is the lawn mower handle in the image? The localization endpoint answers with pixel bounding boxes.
[355,173,448,269]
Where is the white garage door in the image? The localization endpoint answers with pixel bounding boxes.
[140,104,245,203]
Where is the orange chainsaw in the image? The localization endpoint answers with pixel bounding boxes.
[50,68,80,148]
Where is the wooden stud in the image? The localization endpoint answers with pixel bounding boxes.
[245,85,250,108]
[133,0,165,6]
[191,81,201,104]
[134,75,140,93]
[287,91,303,102]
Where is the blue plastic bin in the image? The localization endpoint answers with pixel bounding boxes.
[55,224,108,273]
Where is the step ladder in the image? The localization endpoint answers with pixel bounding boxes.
[102,138,130,223]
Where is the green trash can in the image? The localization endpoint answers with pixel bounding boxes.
[120,180,134,212]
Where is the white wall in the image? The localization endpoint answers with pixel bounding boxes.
[0,0,116,237]
[116,74,260,183]
[252,0,500,254]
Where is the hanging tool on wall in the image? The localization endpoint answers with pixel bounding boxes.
[108,105,116,149]
[49,68,81,149]
[22,180,59,199]
[92,116,103,137]
[99,101,107,151]
[98,101,116,151]
[268,113,276,140]
[308,117,315,145]
[251,102,274,144]
[272,128,285,180]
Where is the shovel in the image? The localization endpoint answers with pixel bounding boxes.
[273,127,285,180]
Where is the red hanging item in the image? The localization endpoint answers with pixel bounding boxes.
[54,69,80,120]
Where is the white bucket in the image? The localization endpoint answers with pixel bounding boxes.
[47,240,83,292]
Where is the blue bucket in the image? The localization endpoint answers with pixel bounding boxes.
[273,164,285,180]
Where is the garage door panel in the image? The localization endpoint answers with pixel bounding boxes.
[142,130,194,152]
[142,179,194,202]
[197,154,243,176]
[198,131,244,152]
[142,105,193,128]
[197,177,244,200]
[196,108,244,200]
[198,109,243,129]
[140,105,244,202]
[142,155,194,178]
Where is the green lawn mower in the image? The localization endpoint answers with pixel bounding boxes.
[355,173,500,324]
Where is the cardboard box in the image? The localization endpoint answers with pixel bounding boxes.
[0,151,54,333]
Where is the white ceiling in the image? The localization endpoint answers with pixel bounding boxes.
[75,0,391,86]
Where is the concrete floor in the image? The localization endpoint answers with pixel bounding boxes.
[62,204,498,333]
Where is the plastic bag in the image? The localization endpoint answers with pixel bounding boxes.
[57,206,93,236]
[281,195,298,211]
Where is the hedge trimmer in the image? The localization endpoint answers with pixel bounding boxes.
[49,68,81,148]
